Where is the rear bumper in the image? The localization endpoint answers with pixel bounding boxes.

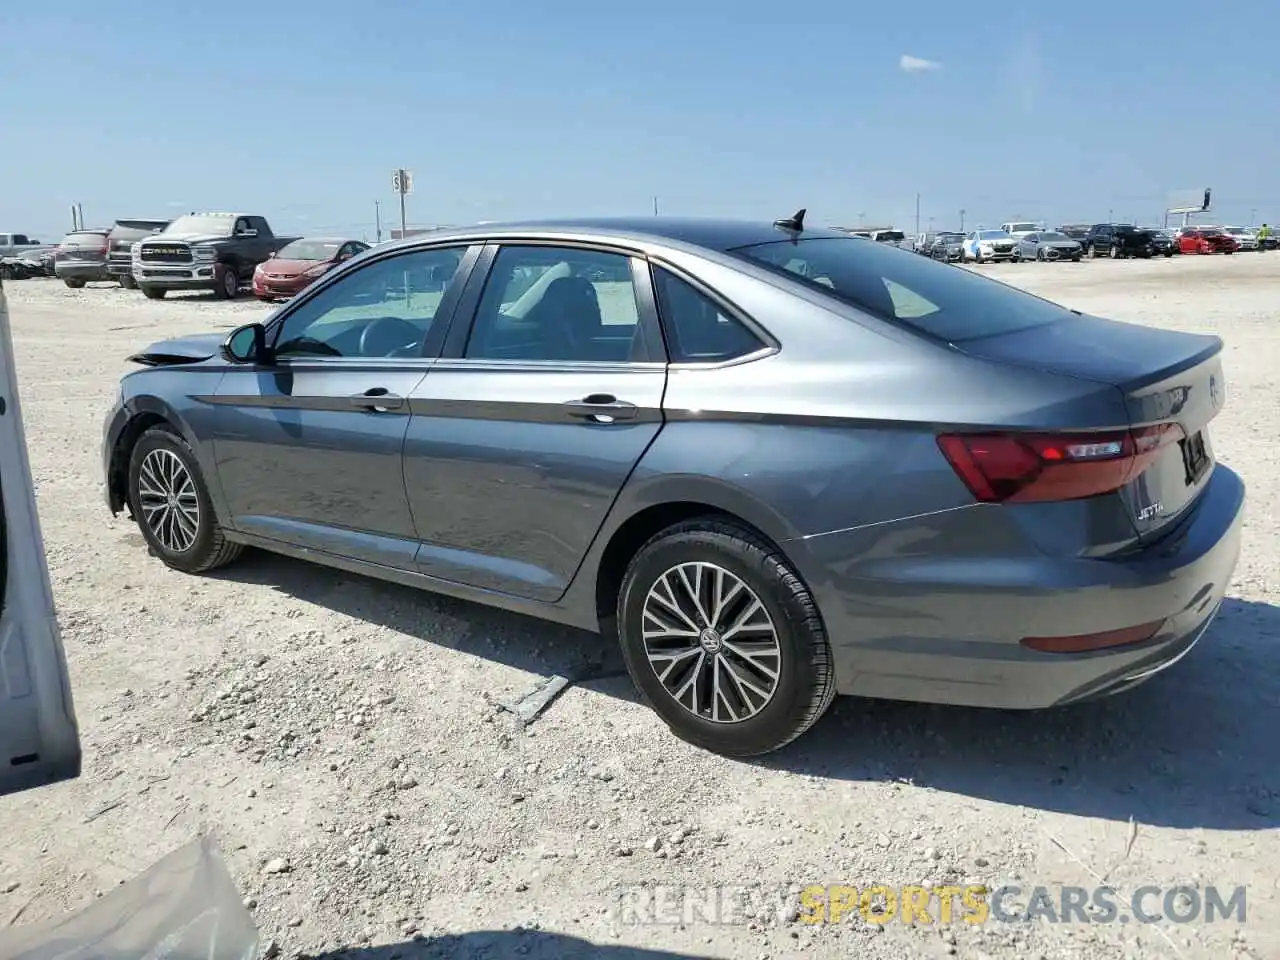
[55,262,110,281]
[802,465,1245,708]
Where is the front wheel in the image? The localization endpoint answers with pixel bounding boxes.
[119,274,137,289]
[214,264,240,300]
[616,519,837,757]
[1087,244,1098,258]
[141,286,167,300]
[127,426,243,574]
[1164,251,1173,258]
[64,278,86,288]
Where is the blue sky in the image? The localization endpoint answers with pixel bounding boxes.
[4,1,1278,241]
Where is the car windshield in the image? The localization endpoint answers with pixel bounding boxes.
[278,240,343,261]
[937,233,963,241]
[164,214,235,235]
[732,237,1071,343]
[1039,232,1071,242]
[1224,227,1246,235]
[978,231,1008,240]
[877,232,905,241]
[1007,223,1037,232]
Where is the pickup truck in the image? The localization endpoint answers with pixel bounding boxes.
[131,213,299,299]
[0,233,57,280]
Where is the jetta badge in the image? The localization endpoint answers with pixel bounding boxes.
[1209,374,1222,410]
[1137,501,1163,521]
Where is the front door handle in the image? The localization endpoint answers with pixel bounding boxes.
[563,394,638,422]
[350,388,404,411]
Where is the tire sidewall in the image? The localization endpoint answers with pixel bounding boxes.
[617,528,828,755]
[127,429,220,571]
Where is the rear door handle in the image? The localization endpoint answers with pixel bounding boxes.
[563,394,638,422]
[350,388,404,411]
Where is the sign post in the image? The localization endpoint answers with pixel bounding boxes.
[392,168,413,239]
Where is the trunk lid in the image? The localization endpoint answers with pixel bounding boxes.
[956,313,1225,541]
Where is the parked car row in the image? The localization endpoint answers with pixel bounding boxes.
[899,220,1274,265]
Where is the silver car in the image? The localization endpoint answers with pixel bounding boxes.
[101,214,1245,757]
[1015,231,1083,262]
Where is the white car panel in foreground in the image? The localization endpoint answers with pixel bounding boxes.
[0,274,82,798]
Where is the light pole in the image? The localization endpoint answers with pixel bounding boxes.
[959,208,966,231]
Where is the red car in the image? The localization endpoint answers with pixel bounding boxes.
[251,237,370,301]
[1177,228,1238,255]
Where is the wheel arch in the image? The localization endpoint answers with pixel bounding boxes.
[107,395,208,517]
[584,479,802,638]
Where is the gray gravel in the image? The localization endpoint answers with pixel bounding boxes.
[0,258,1275,960]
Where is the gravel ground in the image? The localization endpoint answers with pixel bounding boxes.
[0,254,1276,960]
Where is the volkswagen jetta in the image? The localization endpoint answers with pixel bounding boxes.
[101,213,1245,757]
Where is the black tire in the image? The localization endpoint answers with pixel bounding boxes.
[141,286,167,300]
[126,426,243,574]
[616,518,837,757]
[1164,251,1173,258]
[64,278,86,289]
[1087,244,1098,258]
[214,264,239,300]
[119,274,137,289]
[1109,244,1121,259]
[1036,248,1045,262]
[0,265,11,281]
[1072,255,1082,262]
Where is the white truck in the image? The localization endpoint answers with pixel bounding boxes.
[1000,221,1043,239]
[0,232,57,280]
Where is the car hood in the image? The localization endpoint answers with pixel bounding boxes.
[261,258,324,276]
[144,233,229,245]
[128,331,225,366]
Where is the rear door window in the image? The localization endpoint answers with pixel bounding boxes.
[732,237,1072,343]
[651,267,765,363]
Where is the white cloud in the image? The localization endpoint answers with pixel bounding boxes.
[900,54,942,73]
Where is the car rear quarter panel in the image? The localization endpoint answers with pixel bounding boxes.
[593,249,1165,676]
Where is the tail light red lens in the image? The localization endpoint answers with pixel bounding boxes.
[937,424,1184,503]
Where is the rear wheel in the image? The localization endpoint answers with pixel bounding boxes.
[1109,244,1121,259]
[127,426,243,574]
[119,274,137,290]
[63,278,85,289]
[616,519,837,757]
[1087,244,1098,258]
[141,286,166,300]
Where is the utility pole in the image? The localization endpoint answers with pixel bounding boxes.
[858,211,866,226]
[76,203,84,230]
[915,193,921,235]
[959,208,966,231]
[1251,207,1257,227]
[653,196,659,216]
[375,200,383,243]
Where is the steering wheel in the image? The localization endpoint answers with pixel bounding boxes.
[359,316,422,357]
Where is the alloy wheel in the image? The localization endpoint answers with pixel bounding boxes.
[641,562,782,724]
[136,448,201,553]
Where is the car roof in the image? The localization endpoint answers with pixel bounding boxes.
[370,217,849,256]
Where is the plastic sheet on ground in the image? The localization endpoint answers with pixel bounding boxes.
[0,835,258,960]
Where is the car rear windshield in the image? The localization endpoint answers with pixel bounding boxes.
[731,237,1071,343]
[164,214,235,235]
[114,219,169,233]
[60,231,107,246]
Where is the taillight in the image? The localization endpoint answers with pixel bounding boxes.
[936,424,1184,503]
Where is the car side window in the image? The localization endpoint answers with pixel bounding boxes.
[273,246,467,360]
[651,267,764,363]
[464,245,643,363]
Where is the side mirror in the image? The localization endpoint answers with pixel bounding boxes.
[267,250,277,259]
[222,322,269,364]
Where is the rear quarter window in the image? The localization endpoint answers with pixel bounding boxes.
[732,237,1072,343]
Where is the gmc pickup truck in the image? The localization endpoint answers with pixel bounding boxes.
[131,213,298,299]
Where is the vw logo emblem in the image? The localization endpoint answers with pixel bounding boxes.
[1209,374,1221,409]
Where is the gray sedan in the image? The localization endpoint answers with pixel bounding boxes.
[1015,231,1083,262]
[101,214,1244,757]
